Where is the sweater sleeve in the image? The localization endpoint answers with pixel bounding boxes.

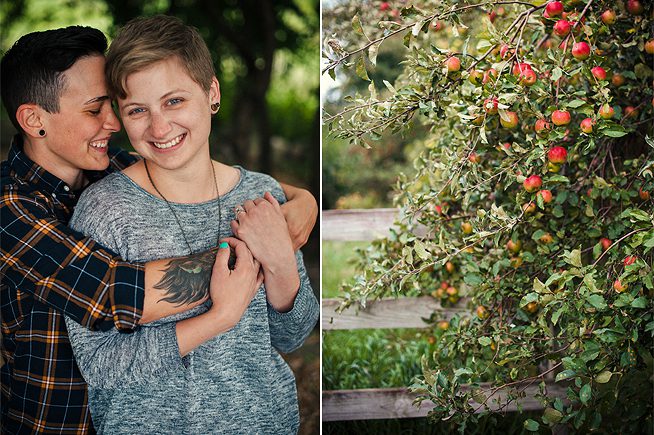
[267,250,319,353]
[64,316,183,388]
[66,178,186,386]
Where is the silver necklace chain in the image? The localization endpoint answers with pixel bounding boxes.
[144,158,221,255]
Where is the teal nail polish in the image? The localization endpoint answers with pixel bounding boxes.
[219,242,229,249]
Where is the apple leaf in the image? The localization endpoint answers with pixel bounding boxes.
[602,129,628,138]
[352,14,364,36]
[543,407,563,424]
[524,419,539,431]
[579,383,592,405]
[355,56,370,81]
[586,294,607,310]
[478,336,492,346]
[555,369,576,382]
[595,371,612,384]
[631,297,648,309]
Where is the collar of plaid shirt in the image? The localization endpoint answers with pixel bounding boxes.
[1,135,141,434]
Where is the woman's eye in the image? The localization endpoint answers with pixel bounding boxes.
[89,110,101,116]
[167,98,183,106]
[128,107,146,116]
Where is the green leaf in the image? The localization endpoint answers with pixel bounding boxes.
[586,294,607,309]
[478,336,492,346]
[352,14,364,36]
[564,249,582,268]
[414,240,430,261]
[631,297,648,308]
[544,407,564,424]
[368,43,380,66]
[579,383,592,405]
[566,99,586,108]
[555,369,576,382]
[551,67,563,82]
[520,292,540,307]
[464,274,483,286]
[595,370,612,384]
[524,419,539,431]
[552,307,565,325]
[355,56,370,81]
[602,128,627,137]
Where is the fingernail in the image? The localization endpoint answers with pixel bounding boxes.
[219,242,229,249]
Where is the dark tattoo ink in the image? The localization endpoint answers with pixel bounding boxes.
[154,249,217,306]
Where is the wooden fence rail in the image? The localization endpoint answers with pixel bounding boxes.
[322,208,563,422]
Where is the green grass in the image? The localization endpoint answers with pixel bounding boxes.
[323,328,435,390]
[322,241,434,390]
[322,241,369,298]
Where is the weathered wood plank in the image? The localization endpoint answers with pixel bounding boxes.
[322,297,470,330]
[322,208,398,241]
[322,382,566,421]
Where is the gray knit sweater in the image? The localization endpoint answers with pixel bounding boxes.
[64,166,319,434]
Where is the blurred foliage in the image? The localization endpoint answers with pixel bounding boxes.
[324,0,653,433]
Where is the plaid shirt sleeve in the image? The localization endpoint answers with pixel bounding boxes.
[1,183,145,332]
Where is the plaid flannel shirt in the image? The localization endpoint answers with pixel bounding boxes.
[1,136,145,434]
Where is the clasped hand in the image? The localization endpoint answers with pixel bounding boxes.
[230,192,297,274]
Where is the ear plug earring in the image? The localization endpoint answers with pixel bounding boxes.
[211,102,221,114]
[39,129,46,136]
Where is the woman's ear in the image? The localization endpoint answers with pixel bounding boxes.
[16,103,46,138]
[209,76,221,107]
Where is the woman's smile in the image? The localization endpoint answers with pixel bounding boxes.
[150,133,186,151]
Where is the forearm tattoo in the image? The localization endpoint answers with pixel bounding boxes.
[154,249,217,306]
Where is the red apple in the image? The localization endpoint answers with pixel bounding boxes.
[500,44,513,60]
[523,202,537,214]
[537,189,553,203]
[512,62,532,76]
[535,119,551,136]
[468,152,481,164]
[627,0,644,15]
[624,106,639,118]
[613,279,627,293]
[551,110,571,126]
[645,40,654,55]
[545,1,564,17]
[483,68,498,84]
[476,305,489,319]
[612,73,625,87]
[524,175,543,193]
[601,10,616,25]
[591,66,607,81]
[580,117,595,133]
[469,70,484,85]
[430,20,444,32]
[484,98,499,114]
[500,111,519,129]
[600,237,612,251]
[553,20,571,37]
[539,233,554,244]
[598,103,614,119]
[380,2,390,11]
[624,256,637,266]
[519,69,538,86]
[488,10,497,23]
[506,239,522,254]
[639,188,650,200]
[548,146,567,164]
[445,56,461,73]
[572,42,591,60]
